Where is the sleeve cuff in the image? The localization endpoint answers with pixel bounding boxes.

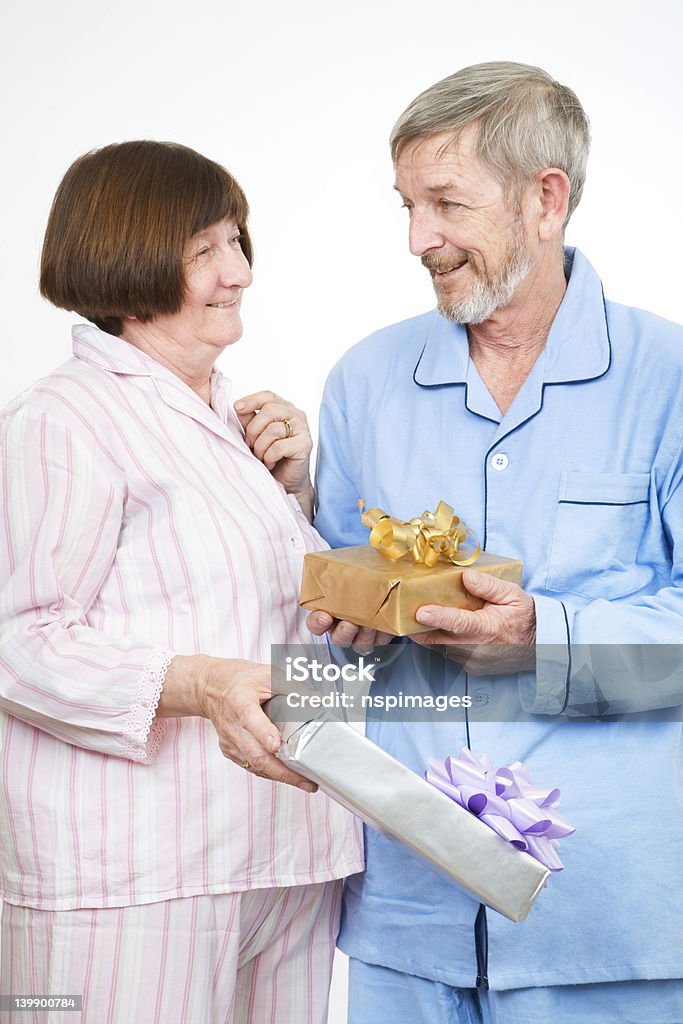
[518,595,572,715]
[122,649,174,763]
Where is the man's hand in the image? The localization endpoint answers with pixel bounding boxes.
[306,611,394,653]
[234,391,314,517]
[412,568,536,675]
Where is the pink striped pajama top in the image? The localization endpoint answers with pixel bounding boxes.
[0,323,363,912]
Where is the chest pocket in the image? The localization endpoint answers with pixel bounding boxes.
[545,472,651,600]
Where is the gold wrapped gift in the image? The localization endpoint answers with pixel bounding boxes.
[301,501,523,636]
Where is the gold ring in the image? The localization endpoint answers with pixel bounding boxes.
[281,418,294,439]
[242,760,252,771]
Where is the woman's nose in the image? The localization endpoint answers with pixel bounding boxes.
[219,247,253,289]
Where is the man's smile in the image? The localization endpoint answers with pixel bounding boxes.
[422,255,469,279]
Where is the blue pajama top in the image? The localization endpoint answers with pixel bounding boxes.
[314,248,683,990]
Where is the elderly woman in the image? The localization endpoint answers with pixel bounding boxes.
[0,141,362,1023]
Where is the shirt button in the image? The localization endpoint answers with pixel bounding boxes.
[491,453,509,471]
[290,536,300,547]
[472,691,489,706]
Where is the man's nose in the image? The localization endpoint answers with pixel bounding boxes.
[408,210,445,257]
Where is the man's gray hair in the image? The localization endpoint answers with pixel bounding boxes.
[390,61,590,221]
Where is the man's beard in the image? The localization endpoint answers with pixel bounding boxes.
[423,221,533,325]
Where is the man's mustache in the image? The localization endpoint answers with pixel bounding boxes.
[421,252,468,274]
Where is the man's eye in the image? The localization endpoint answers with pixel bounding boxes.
[440,200,460,211]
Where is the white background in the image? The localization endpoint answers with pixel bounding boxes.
[2,1,682,1019]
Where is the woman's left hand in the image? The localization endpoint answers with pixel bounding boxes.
[234,391,314,518]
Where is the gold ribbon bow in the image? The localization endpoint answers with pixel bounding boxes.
[359,499,481,568]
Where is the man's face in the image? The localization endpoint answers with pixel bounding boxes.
[394,127,534,324]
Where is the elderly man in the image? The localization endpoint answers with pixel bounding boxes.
[310,63,683,1023]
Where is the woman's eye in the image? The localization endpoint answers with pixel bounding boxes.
[230,234,243,248]
[440,200,460,211]
[187,247,211,263]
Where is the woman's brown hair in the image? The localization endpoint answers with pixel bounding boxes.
[40,140,253,336]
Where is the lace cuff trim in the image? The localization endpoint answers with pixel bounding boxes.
[122,649,174,763]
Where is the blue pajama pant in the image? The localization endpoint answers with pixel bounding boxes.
[348,959,683,1024]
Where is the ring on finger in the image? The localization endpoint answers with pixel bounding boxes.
[280,417,294,439]
[242,760,252,771]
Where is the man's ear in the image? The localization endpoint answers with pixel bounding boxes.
[533,167,571,242]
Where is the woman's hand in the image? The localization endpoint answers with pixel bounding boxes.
[234,391,314,519]
[158,654,317,792]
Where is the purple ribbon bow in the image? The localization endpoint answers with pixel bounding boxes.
[425,748,575,871]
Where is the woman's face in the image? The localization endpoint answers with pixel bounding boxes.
[150,217,253,352]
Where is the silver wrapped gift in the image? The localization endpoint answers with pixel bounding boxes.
[266,698,549,922]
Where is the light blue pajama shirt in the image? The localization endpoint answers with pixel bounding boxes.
[314,249,683,994]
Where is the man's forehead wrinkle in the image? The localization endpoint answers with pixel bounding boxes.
[397,140,483,186]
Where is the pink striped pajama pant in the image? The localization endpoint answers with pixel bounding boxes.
[1,880,342,1024]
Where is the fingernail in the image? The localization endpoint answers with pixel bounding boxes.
[234,400,246,411]
[416,609,433,624]
[466,570,481,584]
[299,782,317,793]
[268,735,280,753]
